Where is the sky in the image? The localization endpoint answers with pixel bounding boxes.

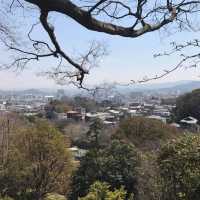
[0,3,200,90]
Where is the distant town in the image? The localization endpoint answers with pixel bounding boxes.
[1,80,200,136]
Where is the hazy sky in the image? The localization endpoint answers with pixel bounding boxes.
[0,6,200,90]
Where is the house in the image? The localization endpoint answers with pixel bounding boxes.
[179,116,200,132]
[108,109,120,116]
[180,116,198,124]
[153,105,170,117]
[69,146,87,159]
[57,113,68,120]
[67,111,82,121]
[108,109,121,120]
[147,115,167,123]
[127,109,138,117]
[0,103,6,111]
[44,95,55,102]
[103,120,117,126]
[128,102,143,111]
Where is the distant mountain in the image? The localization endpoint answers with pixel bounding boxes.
[0,88,54,96]
[158,81,200,93]
[17,89,48,95]
[0,80,200,96]
[117,80,200,94]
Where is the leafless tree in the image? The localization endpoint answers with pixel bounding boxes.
[0,113,22,167]
[1,0,200,88]
[151,39,200,82]
[0,2,16,44]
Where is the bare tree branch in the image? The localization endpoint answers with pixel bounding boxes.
[1,0,200,89]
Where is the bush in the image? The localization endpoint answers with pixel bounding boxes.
[79,181,129,200]
[158,135,200,200]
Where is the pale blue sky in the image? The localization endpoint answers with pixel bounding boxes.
[0,10,199,90]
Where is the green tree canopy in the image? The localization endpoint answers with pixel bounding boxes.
[44,99,72,119]
[158,135,200,200]
[114,117,179,151]
[79,181,128,200]
[173,89,200,122]
[86,118,104,149]
[69,140,139,200]
[73,96,98,112]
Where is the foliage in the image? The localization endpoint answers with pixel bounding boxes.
[158,134,200,200]
[44,104,57,120]
[173,89,200,122]
[86,118,104,148]
[136,153,162,200]
[45,100,72,119]
[0,119,73,200]
[53,100,72,113]
[69,140,139,200]
[63,121,113,150]
[0,196,13,200]
[114,117,179,151]
[79,181,128,200]
[0,113,27,165]
[73,96,98,112]
[161,98,176,105]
